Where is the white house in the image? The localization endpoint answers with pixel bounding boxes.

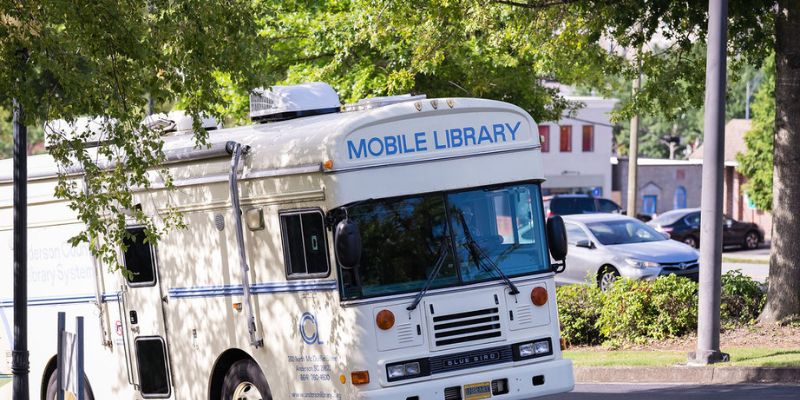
[538,95,618,198]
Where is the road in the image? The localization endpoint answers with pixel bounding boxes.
[539,383,800,399]
[721,243,770,282]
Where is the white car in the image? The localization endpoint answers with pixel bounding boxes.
[556,214,700,290]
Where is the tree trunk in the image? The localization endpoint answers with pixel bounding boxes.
[760,0,800,324]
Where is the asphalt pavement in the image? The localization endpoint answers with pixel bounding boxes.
[721,243,770,283]
[539,384,800,399]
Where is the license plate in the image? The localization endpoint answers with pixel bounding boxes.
[464,381,492,400]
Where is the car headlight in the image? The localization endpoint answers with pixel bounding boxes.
[625,258,660,269]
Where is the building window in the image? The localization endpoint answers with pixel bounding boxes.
[674,186,687,209]
[122,227,157,286]
[538,125,550,152]
[280,210,330,278]
[642,195,658,215]
[582,125,594,152]
[559,126,572,152]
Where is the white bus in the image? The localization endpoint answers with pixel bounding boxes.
[0,82,573,400]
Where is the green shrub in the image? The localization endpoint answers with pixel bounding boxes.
[596,275,698,346]
[721,269,766,327]
[556,284,603,346]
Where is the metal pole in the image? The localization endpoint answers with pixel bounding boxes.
[690,0,730,365]
[12,98,30,398]
[626,72,641,217]
[745,80,751,120]
[77,317,84,400]
[57,312,65,400]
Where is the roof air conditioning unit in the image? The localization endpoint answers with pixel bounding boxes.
[142,110,220,135]
[249,82,341,123]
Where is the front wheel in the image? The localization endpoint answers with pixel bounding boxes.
[743,232,760,250]
[683,236,699,249]
[221,359,273,400]
[45,368,95,400]
[598,266,620,292]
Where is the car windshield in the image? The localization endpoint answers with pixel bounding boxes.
[551,197,597,215]
[338,183,549,300]
[651,209,693,226]
[586,219,667,245]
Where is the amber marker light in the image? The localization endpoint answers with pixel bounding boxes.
[339,374,347,384]
[323,160,334,170]
[531,287,548,306]
[376,309,395,330]
[351,371,370,385]
[232,303,243,312]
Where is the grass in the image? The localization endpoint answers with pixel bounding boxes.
[565,348,800,368]
[0,376,8,388]
[721,256,769,265]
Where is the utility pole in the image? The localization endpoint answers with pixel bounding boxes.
[626,71,641,217]
[689,0,729,365]
[12,98,30,398]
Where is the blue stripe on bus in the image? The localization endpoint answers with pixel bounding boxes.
[168,280,337,299]
[0,280,336,307]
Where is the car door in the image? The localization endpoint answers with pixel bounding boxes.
[560,222,598,285]
[722,216,749,246]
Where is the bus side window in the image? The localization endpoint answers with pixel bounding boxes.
[122,227,157,286]
[279,210,331,279]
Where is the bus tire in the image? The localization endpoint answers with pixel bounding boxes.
[44,368,95,400]
[220,359,272,400]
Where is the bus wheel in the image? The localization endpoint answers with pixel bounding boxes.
[221,359,272,400]
[44,369,95,400]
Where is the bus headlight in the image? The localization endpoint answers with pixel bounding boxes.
[514,338,553,360]
[386,361,426,381]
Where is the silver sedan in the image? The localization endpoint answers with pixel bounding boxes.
[555,214,700,290]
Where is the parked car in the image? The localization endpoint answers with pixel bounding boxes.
[544,194,622,217]
[557,214,699,291]
[647,208,764,250]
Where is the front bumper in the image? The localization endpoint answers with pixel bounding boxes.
[357,358,574,400]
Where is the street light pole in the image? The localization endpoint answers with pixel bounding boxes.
[690,0,730,365]
[12,98,30,398]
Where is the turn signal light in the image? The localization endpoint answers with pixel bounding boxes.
[323,160,334,169]
[376,309,395,330]
[351,370,370,385]
[531,287,548,306]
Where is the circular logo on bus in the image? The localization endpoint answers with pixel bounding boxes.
[299,312,322,345]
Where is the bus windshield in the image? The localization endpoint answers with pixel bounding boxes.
[338,183,549,300]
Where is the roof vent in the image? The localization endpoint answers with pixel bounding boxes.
[250,82,341,123]
[142,110,220,135]
[44,116,117,149]
[343,94,427,112]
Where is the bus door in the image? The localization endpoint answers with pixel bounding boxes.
[119,226,174,399]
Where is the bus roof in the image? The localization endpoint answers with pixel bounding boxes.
[0,97,538,182]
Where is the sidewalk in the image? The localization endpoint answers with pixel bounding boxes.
[575,365,800,385]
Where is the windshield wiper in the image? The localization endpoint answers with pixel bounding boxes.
[455,211,520,295]
[407,240,450,311]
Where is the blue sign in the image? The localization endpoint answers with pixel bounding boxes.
[591,187,602,197]
[346,121,522,160]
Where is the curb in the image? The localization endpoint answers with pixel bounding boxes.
[575,366,800,385]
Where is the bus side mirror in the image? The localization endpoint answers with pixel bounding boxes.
[335,219,362,269]
[547,216,568,272]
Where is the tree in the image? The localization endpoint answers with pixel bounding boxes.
[0,1,267,268]
[761,0,800,323]
[737,55,775,212]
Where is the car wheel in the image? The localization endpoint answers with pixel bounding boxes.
[683,236,699,249]
[220,359,272,400]
[45,368,95,400]
[598,266,620,292]
[743,231,760,250]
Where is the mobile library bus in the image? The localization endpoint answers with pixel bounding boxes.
[0,82,572,400]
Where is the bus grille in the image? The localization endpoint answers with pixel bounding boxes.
[432,307,502,347]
